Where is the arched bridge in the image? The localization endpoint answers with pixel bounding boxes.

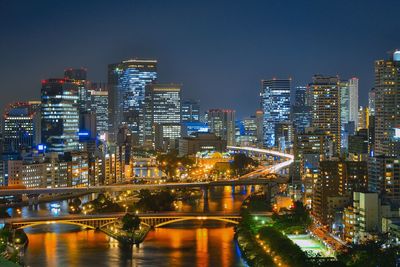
[4,212,258,230]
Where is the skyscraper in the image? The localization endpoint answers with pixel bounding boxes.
[292,85,312,134]
[64,68,89,114]
[340,78,359,132]
[374,51,400,156]
[309,75,341,155]
[89,83,109,138]
[181,99,200,122]
[41,79,79,153]
[260,79,291,147]
[108,59,157,144]
[207,109,235,146]
[144,84,181,150]
[3,102,41,153]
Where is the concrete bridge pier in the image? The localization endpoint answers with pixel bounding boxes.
[27,194,39,206]
[202,186,209,212]
[263,185,272,205]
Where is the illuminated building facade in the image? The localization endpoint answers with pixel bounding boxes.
[181,99,200,122]
[89,85,109,136]
[108,59,157,144]
[309,75,341,156]
[144,84,181,149]
[261,79,291,148]
[374,51,400,156]
[207,109,236,146]
[292,86,312,134]
[41,79,80,153]
[3,102,41,153]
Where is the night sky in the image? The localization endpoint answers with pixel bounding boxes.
[1,0,400,118]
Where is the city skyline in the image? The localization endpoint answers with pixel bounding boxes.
[2,0,400,117]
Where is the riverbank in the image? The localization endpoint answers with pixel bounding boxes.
[235,193,333,267]
[0,256,20,267]
[0,192,93,209]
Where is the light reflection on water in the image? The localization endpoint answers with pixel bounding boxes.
[19,186,253,267]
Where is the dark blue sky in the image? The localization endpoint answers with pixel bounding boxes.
[1,0,399,118]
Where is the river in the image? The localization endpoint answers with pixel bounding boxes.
[9,186,256,267]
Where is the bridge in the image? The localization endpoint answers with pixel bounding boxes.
[228,146,293,176]
[0,177,287,196]
[2,212,268,229]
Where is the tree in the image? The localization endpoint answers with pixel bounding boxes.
[73,197,82,207]
[231,153,256,175]
[122,213,141,232]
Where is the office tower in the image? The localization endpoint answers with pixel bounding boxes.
[294,86,307,106]
[292,86,312,134]
[41,78,79,153]
[89,83,109,138]
[309,75,341,155]
[255,110,263,147]
[374,51,400,156]
[181,122,209,137]
[368,88,376,116]
[236,116,258,147]
[260,79,291,147]
[3,102,41,153]
[181,99,200,122]
[207,109,236,146]
[357,106,370,130]
[108,59,157,144]
[274,121,293,151]
[340,78,359,130]
[64,68,89,113]
[144,84,181,150]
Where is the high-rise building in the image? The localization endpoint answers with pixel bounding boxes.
[89,83,108,137]
[274,121,293,151]
[236,116,259,147]
[255,110,263,147]
[309,75,341,155]
[313,160,367,226]
[293,130,333,206]
[41,79,79,153]
[181,99,200,122]
[368,156,400,205]
[291,85,312,134]
[260,79,291,147]
[207,109,236,146]
[340,78,359,128]
[368,88,376,116]
[374,51,400,156]
[144,84,181,149]
[108,59,157,144]
[64,68,89,114]
[3,102,41,153]
[357,106,370,130]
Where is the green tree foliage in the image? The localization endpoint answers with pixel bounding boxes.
[272,201,311,234]
[136,190,176,212]
[13,229,28,245]
[72,197,82,206]
[231,153,257,176]
[156,150,194,177]
[0,208,10,219]
[337,241,400,267]
[122,213,141,232]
